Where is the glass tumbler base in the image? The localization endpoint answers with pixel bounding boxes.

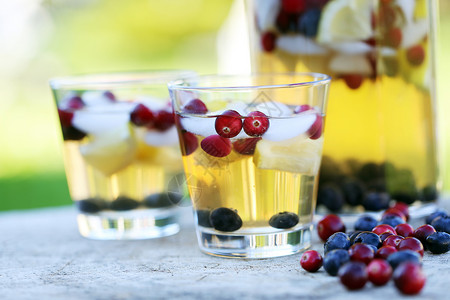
[197,224,313,259]
[77,209,179,240]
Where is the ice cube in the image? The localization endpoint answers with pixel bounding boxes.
[277,35,329,55]
[134,95,168,112]
[251,100,292,117]
[329,54,373,75]
[72,104,132,135]
[81,91,114,106]
[180,116,217,137]
[262,112,317,142]
[401,20,428,49]
[396,0,415,22]
[143,126,179,146]
[328,41,373,55]
[255,0,280,31]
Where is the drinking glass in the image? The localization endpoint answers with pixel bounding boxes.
[50,71,194,239]
[246,0,439,217]
[169,73,331,258]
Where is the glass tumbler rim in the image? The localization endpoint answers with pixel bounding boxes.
[49,70,196,90]
[167,72,332,91]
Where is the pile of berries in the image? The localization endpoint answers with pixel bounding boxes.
[300,204,450,295]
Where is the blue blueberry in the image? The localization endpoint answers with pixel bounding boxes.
[323,249,350,276]
[317,183,344,212]
[431,215,450,234]
[196,209,212,228]
[362,191,390,211]
[387,250,422,270]
[354,215,378,232]
[210,207,243,232]
[348,231,362,245]
[340,177,365,206]
[426,209,448,225]
[353,231,382,248]
[269,212,299,229]
[366,244,378,253]
[298,9,321,37]
[110,196,140,211]
[144,193,174,208]
[426,232,450,254]
[324,232,351,254]
[76,198,105,213]
[392,192,417,205]
[379,215,405,228]
[421,185,438,202]
[357,162,382,183]
[62,126,86,141]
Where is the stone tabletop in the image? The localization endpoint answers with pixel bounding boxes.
[0,204,449,300]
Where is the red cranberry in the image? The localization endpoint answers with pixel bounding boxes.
[232,138,261,155]
[243,111,270,137]
[181,131,198,156]
[413,224,436,246]
[392,202,410,221]
[300,250,323,272]
[338,262,368,290]
[294,104,311,114]
[373,224,396,236]
[103,91,116,101]
[393,262,426,295]
[58,109,74,128]
[387,27,402,48]
[380,232,394,242]
[281,0,306,14]
[183,99,208,114]
[395,223,415,238]
[215,110,242,138]
[67,96,84,109]
[275,10,290,33]
[308,114,323,140]
[152,110,175,131]
[382,207,407,221]
[379,4,396,28]
[376,245,398,259]
[130,104,154,126]
[407,45,425,66]
[317,214,346,242]
[261,32,277,52]
[397,237,424,257]
[342,74,363,90]
[200,135,232,157]
[383,235,404,248]
[367,259,392,286]
[349,243,374,265]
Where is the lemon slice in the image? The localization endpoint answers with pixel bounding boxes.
[253,136,323,175]
[80,126,137,176]
[317,0,373,44]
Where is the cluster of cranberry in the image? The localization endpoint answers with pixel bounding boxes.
[177,99,323,158]
[129,102,175,131]
[300,203,450,295]
[58,92,115,140]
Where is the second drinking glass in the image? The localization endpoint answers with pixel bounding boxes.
[50,71,194,240]
[169,73,331,258]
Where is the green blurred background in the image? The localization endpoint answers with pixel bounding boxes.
[0,0,449,211]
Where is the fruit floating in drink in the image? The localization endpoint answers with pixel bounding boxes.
[51,72,189,239]
[169,73,331,258]
[247,0,439,215]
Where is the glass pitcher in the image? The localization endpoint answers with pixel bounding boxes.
[246,0,439,217]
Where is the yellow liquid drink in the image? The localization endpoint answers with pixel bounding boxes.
[247,0,438,214]
[51,72,190,239]
[169,73,330,258]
